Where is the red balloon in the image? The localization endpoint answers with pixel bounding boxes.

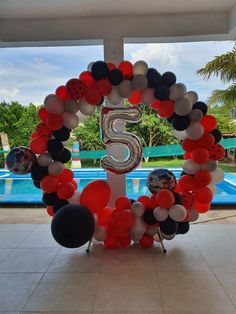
[148,194,158,208]
[38,107,50,122]
[209,144,225,160]
[97,206,113,227]
[107,223,130,239]
[194,187,213,204]
[66,78,86,100]
[157,100,174,118]
[70,180,78,190]
[46,114,64,131]
[137,195,150,209]
[107,62,116,71]
[182,138,199,152]
[200,115,217,132]
[119,236,132,247]
[156,189,175,208]
[57,182,75,200]
[47,205,54,217]
[55,85,70,101]
[193,201,210,213]
[58,169,74,183]
[85,87,102,105]
[181,191,194,209]
[128,90,142,105]
[197,132,215,149]
[30,136,48,154]
[139,235,154,248]
[178,175,195,192]
[79,71,96,88]
[80,180,111,213]
[191,147,209,164]
[115,209,136,228]
[40,175,59,193]
[118,61,133,79]
[36,122,51,137]
[151,100,161,109]
[104,237,119,249]
[184,152,192,160]
[194,170,212,187]
[95,79,112,96]
[31,132,39,140]
[115,196,131,211]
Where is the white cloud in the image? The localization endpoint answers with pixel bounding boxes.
[0,88,19,102]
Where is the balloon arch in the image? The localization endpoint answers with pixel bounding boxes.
[6,60,225,250]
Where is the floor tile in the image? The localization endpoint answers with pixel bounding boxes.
[0,248,59,273]
[215,272,236,308]
[23,273,99,312]
[1,224,37,232]
[0,273,43,311]
[0,231,30,248]
[0,248,13,263]
[158,271,235,312]
[18,230,59,248]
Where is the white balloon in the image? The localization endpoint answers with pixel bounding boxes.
[131,218,146,241]
[169,205,187,222]
[44,94,64,114]
[48,161,65,176]
[68,191,81,204]
[37,153,52,167]
[174,97,193,116]
[188,109,203,122]
[161,232,176,240]
[189,208,199,222]
[107,86,122,105]
[131,75,148,91]
[186,122,204,140]
[184,91,198,104]
[133,60,148,75]
[93,226,107,241]
[146,226,158,236]
[169,83,187,101]
[183,159,201,175]
[87,61,94,71]
[78,99,96,116]
[141,88,156,105]
[131,201,145,218]
[153,207,169,222]
[207,183,216,194]
[64,99,79,114]
[201,160,218,172]
[76,111,89,123]
[62,112,79,129]
[211,168,224,184]
[174,129,187,140]
[118,80,132,98]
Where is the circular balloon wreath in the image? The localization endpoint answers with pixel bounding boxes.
[6,60,225,250]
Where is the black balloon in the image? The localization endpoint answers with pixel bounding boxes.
[147,67,158,76]
[52,148,71,164]
[177,221,190,234]
[160,217,178,235]
[48,139,64,156]
[143,209,157,225]
[162,71,176,87]
[193,101,208,116]
[51,204,95,248]
[130,199,136,204]
[53,127,70,141]
[147,71,162,88]
[173,192,182,205]
[31,164,48,181]
[154,85,170,101]
[172,115,190,131]
[33,180,41,189]
[43,192,59,206]
[108,69,123,86]
[210,129,222,143]
[167,114,175,124]
[91,61,109,80]
[53,199,69,213]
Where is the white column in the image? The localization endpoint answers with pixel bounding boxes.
[103,38,126,206]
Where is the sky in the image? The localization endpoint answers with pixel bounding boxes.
[0,40,234,106]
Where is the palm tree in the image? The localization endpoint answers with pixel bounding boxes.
[197,44,236,109]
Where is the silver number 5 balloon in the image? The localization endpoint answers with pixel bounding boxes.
[101,106,142,174]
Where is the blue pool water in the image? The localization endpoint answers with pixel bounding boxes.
[0,168,236,205]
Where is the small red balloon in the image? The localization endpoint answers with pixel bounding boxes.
[137,195,150,209]
[157,100,174,118]
[184,152,191,160]
[47,206,54,217]
[156,189,175,208]
[36,122,51,137]
[57,182,75,200]
[58,169,74,183]
[70,180,78,190]
[151,100,161,109]
[46,114,64,131]
[38,107,50,122]
[79,71,96,88]
[119,236,132,248]
[115,196,131,211]
[181,191,194,209]
[139,235,154,248]
[200,115,217,132]
[115,210,136,228]
[85,87,102,105]
[55,85,70,101]
[194,170,212,187]
[209,144,225,160]
[40,175,59,193]
[30,137,48,154]
[66,78,86,100]
[182,138,199,152]
[193,201,211,213]
[31,132,39,140]
[107,62,116,71]
[128,90,142,105]
[118,61,133,79]
[178,175,195,192]
[197,132,215,149]
[96,79,112,96]
[148,194,158,208]
[97,206,113,228]
[194,187,213,204]
[191,147,209,164]
[104,237,119,249]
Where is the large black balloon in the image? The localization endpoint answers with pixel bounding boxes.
[53,127,71,141]
[177,221,190,234]
[31,164,48,181]
[43,192,59,206]
[172,115,190,131]
[147,71,162,88]
[53,199,69,213]
[210,129,222,143]
[154,85,170,101]
[193,101,208,116]
[51,204,95,248]
[162,71,176,87]
[91,61,109,80]
[143,209,157,225]
[108,69,123,86]
[160,217,178,235]
[48,139,64,156]
[52,148,71,164]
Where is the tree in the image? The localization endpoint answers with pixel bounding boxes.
[213,114,236,134]
[197,44,236,109]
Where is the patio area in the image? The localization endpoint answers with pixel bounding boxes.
[0,209,236,313]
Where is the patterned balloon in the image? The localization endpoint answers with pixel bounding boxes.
[6,147,37,175]
[146,168,177,194]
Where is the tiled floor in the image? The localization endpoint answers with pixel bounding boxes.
[0,215,236,313]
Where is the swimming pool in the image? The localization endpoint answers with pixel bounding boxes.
[0,168,236,205]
